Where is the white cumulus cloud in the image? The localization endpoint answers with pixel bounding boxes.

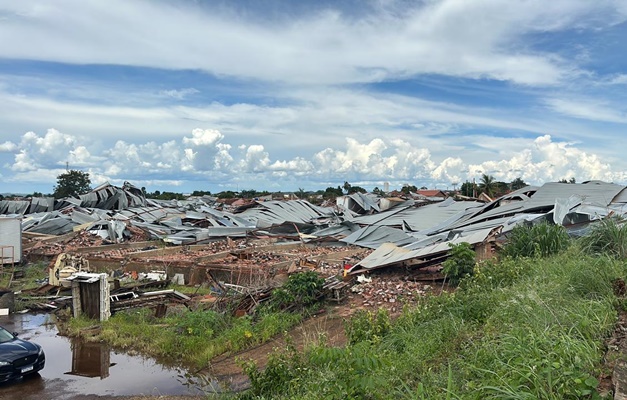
[2,128,626,191]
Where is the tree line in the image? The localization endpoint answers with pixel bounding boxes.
[0,170,578,202]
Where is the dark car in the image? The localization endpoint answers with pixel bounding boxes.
[0,325,45,382]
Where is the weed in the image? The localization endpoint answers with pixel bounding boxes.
[175,309,227,337]
[344,308,391,345]
[239,338,303,399]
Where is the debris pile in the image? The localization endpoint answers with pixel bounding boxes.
[350,274,434,312]
[4,179,627,319]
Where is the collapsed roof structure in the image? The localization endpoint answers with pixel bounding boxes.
[2,180,626,276]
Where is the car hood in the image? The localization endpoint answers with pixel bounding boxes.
[0,339,40,361]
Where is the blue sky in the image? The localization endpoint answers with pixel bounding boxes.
[1,0,626,195]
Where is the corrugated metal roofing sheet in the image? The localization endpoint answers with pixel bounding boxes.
[429,181,626,234]
[0,200,30,215]
[351,227,495,271]
[240,200,336,227]
[350,198,483,231]
[26,216,78,235]
[307,221,360,239]
[337,192,381,213]
[530,181,624,206]
[611,187,627,204]
[341,225,418,249]
[6,180,626,251]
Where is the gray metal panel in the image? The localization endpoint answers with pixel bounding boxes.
[341,226,417,249]
[352,228,494,270]
[27,217,78,235]
[351,200,483,231]
[611,187,627,204]
[342,192,381,213]
[71,210,102,225]
[0,200,30,215]
[346,203,412,225]
[463,182,623,227]
[309,221,360,239]
[525,181,624,209]
[29,197,55,213]
[240,200,336,226]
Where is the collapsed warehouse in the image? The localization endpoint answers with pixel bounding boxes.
[1,180,627,319]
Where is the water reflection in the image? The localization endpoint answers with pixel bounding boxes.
[66,340,114,379]
[0,312,223,398]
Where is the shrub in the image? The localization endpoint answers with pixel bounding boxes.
[442,242,476,286]
[269,271,325,311]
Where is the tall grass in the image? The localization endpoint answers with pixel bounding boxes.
[239,247,625,399]
[579,217,627,259]
[500,222,570,259]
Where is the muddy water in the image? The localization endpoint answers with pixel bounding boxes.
[0,313,219,399]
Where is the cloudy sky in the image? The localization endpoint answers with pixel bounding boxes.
[1,0,627,195]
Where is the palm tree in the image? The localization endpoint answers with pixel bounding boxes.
[478,174,496,197]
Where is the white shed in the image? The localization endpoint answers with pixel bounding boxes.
[0,216,22,264]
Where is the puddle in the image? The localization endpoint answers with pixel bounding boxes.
[0,313,220,399]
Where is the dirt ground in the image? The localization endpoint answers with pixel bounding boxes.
[209,305,351,392]
[598,309,627,397]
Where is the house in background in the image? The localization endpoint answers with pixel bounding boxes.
[415,189,447,199]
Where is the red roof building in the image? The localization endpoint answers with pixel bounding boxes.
[415,189,447,198]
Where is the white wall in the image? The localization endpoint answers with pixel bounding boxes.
[0,216,22,264]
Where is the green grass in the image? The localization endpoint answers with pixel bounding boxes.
[0,261,47,289]
[239,246,626,399]
[168,283,216,296]
[44,223,627,399]
[63,271,326,369]
[66,306,303,369]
